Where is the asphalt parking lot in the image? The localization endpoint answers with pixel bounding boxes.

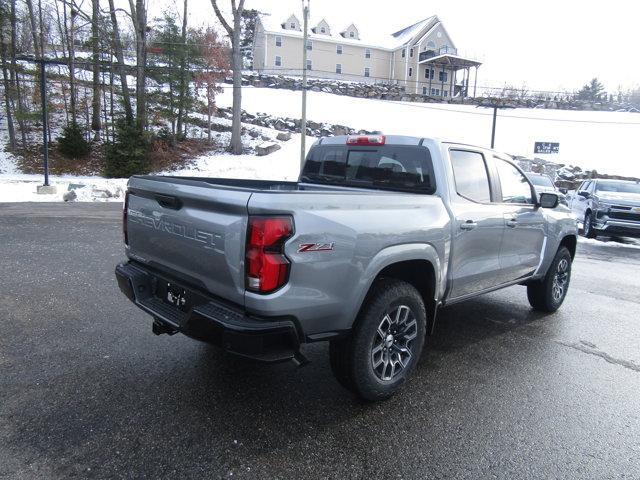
[1,202,639,479]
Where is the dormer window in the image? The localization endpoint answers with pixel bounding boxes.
[290,22,296,29]
[349,31,355,38]
[320,27,326,33]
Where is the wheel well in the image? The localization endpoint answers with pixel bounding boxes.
[374,260,436,313]
[560,235,577,260]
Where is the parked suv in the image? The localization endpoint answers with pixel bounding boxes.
[116,135,577,400]
[570,179,640,238]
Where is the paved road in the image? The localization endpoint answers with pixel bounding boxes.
[1,203,639,479]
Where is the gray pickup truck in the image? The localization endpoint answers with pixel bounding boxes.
[116,135,577,400]
[569,178,640,238]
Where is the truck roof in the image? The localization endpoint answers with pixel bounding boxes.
[315,135,425,146]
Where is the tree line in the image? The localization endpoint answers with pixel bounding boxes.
[0,0,257,176]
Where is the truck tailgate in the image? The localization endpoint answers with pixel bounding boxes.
[126,176,250,306]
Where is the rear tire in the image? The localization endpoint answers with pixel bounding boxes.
[527,247,572,312]
[329,278,426,401]
[583,211,597,238]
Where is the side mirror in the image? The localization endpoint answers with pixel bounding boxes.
[539,192,559,209]
[578,191,590,199]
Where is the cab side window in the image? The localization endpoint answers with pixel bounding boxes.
[450,150,491,203]
[495,159,534,204]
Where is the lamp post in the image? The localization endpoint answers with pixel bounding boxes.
[300,0,310,170]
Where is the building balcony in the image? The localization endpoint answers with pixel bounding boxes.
[418,46,481,70]
[418,46,458,61]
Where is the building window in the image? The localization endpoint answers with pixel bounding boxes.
[337,44,343,54]
[401,48,406,58]
[409,47,414,58]
[320,27,326,33]
[365,48,371,59]
[275,56,282,67]
[424,69,429,79]
[336,63,342,74]
[443,91,448,97]
[422,86,427,95]
[290,22,296,29]
[431,88,439,95]
[439,71,448,82]
[364,67,370,77]
[306,40,312,51]
[349,31,355,38]
[408,67,412,77]
[306,59,312,70]
[275,36,282,47]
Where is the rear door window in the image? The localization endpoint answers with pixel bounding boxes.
[450,150,491,203]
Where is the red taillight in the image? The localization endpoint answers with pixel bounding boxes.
[346,134,385,146]
[246,216,293,293]
[123,191,129,245]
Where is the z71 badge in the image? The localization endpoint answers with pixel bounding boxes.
[297,242,335,253]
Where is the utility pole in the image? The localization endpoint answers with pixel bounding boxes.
[478,100,515,150]
[300,0,310,170]
[490,106,497,149]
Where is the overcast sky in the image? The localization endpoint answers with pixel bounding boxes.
[168,0,640,93]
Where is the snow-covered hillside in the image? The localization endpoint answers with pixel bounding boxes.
[2,84,639,203]
[216,87,640,178]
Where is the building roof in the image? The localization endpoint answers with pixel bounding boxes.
[259,14,439,51]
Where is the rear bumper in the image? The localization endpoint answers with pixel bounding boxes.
[115,262,301,362]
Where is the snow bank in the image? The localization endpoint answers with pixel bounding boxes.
[0,175,127,203]
[578,236,640,249]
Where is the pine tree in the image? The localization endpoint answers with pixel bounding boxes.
[577,78,605,101]
[104,119,150,177]
[58,121,91,158]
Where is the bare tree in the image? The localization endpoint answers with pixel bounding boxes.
[175,0,188,136]
[0,5,16,150]
[90,0,101,140]
[210,0,245,154]
[9,0,27,147]
[128,0,147,130]
[106,0,133,124]
[24,0,41,59]
[194,27,228,143]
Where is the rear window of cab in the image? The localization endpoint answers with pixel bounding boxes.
[301,145,436,194]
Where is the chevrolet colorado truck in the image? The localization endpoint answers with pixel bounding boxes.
[115,135,577,401]
[569,178,640,238]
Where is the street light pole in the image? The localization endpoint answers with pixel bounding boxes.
[300,0,310,171]
[40,58,49,187]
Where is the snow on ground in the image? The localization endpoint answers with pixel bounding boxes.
[0,133,303,203]
[216,87,640,178]
[0,174,127,203]
[578,236,640,249]
[166,132,302,181]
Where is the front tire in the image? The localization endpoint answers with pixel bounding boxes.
[329,279,426,401]
[583,211,597,238]
[527,247,572,312]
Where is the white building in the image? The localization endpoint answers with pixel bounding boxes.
[252,14,482,98]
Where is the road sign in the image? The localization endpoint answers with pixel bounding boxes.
[534,142,560,154]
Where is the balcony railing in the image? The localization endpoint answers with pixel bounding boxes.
[419,45,458,62]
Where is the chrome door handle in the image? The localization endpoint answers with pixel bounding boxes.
[506,218,518,228]
[460,220,478,230]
